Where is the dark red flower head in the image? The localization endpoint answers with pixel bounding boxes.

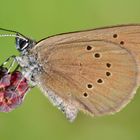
[0,67,29,112]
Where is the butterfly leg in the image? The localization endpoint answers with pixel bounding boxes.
[1,55,17,73]
[15,56,37,86]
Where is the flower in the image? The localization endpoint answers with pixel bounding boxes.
[0,67,29,112]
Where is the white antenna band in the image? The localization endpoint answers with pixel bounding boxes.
[0,34,28,41]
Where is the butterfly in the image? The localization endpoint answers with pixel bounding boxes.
[0,24,139,122]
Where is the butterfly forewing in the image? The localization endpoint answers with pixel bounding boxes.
[33,36,138,116]
[36,24,140,83]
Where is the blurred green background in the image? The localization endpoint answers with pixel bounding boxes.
[0,0,140,140]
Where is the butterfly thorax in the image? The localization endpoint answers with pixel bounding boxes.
[15,35,44,85]
[16,52,43,86]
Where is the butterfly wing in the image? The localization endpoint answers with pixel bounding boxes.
[36,24,140,83]
[32,31,138,119]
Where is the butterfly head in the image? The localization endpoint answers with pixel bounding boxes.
[15,33,36,54]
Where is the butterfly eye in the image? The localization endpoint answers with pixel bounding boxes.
[15,35,36,52]
[19,40,28,49]
[16,37,29,51]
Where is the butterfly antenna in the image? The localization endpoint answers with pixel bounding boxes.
[0,34,28,41]
[0,27,28,41]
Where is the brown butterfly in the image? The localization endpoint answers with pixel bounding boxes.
[0,24,140,122]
